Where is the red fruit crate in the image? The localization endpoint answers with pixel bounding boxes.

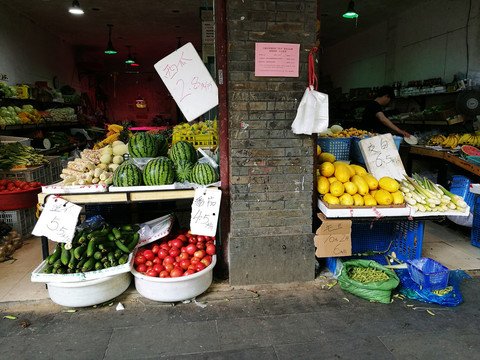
[0,206,37,235]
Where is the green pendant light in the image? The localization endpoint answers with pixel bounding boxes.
[105,24,117,54]
[343,1,359,19]
[125,46,135,64]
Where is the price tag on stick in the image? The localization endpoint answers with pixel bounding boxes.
[33,196,81,244]
[190,188,222,237]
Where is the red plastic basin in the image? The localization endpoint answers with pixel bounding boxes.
[0,187,42,210]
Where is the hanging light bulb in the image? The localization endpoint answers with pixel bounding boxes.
[130,53,140,67]
[105,24,117,54]
[69,0,84,15]
[342,0,359,19]
[125,46,135,64]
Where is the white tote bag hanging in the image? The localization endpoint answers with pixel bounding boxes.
[291,47,329,135]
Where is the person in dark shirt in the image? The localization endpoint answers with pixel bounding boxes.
[362,86,410,138]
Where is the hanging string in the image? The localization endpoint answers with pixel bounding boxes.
[308,47,318,90]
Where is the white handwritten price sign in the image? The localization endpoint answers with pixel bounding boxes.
[154,42,218,122]
[32,196,81,244]
[190,188,222,237]
[359,133,406,181]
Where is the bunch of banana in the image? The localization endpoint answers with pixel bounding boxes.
[427,134,446,146]
[441,133,461,149]
[459,133,480,147]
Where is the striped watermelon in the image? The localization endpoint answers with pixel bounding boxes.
[128,132,158,158]
[174,159,194,183]
[155,134,169,156]
[113,161,143,187]
[169,141,197,164]
[143,157,175,185]
[191,162,218,185]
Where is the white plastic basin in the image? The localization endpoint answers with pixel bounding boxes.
[46,272,132,307]
[131,255,216,302]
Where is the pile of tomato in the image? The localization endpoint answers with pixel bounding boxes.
[0,179,43,193]
[133,230,216,278]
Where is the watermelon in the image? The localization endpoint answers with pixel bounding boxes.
[113,161,142,187]
[154,134,169,156]
[169,141,197,164]
[128,132,158,158]
[174,159,194,183]
[461,145,480,157]
[143,157,175,186]
[191,162,218,185]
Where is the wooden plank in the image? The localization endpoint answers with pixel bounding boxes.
[38,192,128,204]
[409,146,445,159]
[130,190,196,201]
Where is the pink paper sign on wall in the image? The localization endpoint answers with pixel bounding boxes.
[255,43,300,77]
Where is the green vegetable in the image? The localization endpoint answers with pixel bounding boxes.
[347,266,390,283]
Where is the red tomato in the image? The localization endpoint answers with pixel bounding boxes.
[179,259,191,270]
[134,255,146,265]
[163,256,175,265]
[164,263,174,272]
[145,260,153,268]
[152,257,162,264]
[194,250,206,259]
[0,180,7,186]
[153,264,164,273]
[179,252,189,260]
[187,264,196,271]
[190,257,200,265]
[177,234,187,242]
[143,250,155,261]
[170,267,183,278]
[196,242,205,250]
[183,269,196,276]
[146,269,158,277]
[200,257,211,267]
[136,264,147,273]
[159,270,170,278]
[169,247,180,258]
[186,244,197,256]
[151,244,160,254]
[197,235,205,243]
[188,236,197,244]
[206,244,216,256]
[195,262,206,272]
[157,249,168,259]
[167,240,173,247]
[13,180,24,187]
[171,238,184,249]
[160,243,170,251]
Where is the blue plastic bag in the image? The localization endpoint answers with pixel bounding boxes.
[396,269,471,306]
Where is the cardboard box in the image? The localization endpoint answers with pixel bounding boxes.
[314,213,352,258]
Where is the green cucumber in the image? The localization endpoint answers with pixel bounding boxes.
[115,240,130,253]
[94,261,104,271]
[86,239,96,257]
[118,254,129,265]
[114,248,123,260]
[60,245,70,266]
[48,244,62,264]
[81,257,96,272]
[127,233,139,251]
[43,265,54,274]
[53,258,63,269]
[74,244,87,260]
[112,227,122,240]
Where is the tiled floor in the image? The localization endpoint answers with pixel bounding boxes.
[1,220,480,303]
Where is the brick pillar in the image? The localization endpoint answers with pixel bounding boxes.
[226,0,317,285]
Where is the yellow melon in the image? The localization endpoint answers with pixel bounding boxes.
[391,190,404,204]
[318,152,335,163]
[317,176,330,195]
[324,193,340,205]
[329,181,345,197]
[344,181,358,195]
[320,162,335,177]
[339,193,354,206]
[351,174,369,195]
[327,176,338,184]
[362,173,379,190]
[363,194,377,206]
[353,193,364,206]
[350,164,367,176]
[378,177,400,193]
[333,162,351,183]
[374,189,394,205]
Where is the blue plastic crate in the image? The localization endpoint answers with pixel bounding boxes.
[326,220,424,274]
[317,137,352,161]
[406,257,450,291]
[471,195,480,248]
[450,175,471,188]
[351,135,402,164]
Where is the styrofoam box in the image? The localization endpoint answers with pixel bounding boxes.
[131,255,216,302]
[42,182,108,194]
[317,198,410,218]
[46,272,132,307]
[31,253,133,283]
[0,135,31,146]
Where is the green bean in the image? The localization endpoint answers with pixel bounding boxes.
[347,266,390,283]
[431,286,453,296]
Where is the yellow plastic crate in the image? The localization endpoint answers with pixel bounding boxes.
[172,133,218,149]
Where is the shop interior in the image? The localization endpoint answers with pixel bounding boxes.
[1,0,480,303]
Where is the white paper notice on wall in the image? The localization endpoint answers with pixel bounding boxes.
[32,196,82,244]
[154,42,218,122]
[190,188,222,237]
[359,133,406,181]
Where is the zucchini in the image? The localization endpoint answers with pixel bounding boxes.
[81,257,96,272]
[48,244,62,264]
[86,239,96,257]
[115,240,130,253]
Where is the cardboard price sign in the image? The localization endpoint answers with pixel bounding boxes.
[32,196,81,244]
[359,133,406,181]
[314,213,352,258]
[190,188,221,237]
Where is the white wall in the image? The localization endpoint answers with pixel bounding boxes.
[0,3,78,90]
[320,0,480,93]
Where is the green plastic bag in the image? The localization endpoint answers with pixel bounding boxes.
[338,259,400,304]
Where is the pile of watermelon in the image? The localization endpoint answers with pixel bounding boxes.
[113,133,218,187]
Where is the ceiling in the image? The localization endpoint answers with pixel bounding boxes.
[1,0,419,72]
